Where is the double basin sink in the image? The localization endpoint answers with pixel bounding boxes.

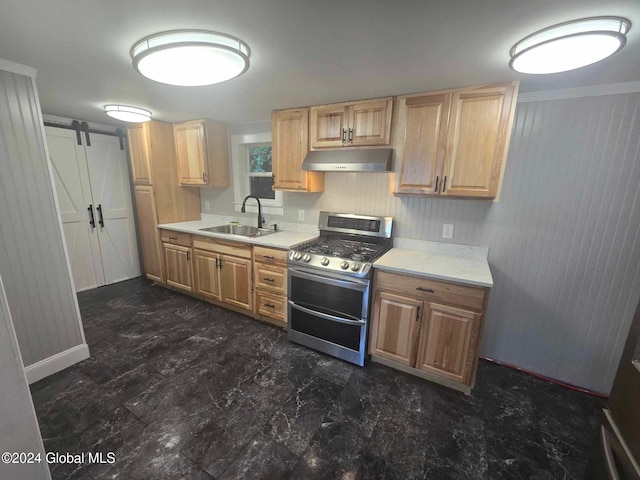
[199,224,276,238]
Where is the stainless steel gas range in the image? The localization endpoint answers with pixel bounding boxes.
[287,212,394,366]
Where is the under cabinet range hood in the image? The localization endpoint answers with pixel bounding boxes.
[301,148,392,172]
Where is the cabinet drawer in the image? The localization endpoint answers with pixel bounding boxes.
[255,264,286,294]
[160,230,192,247]
[374,270,486,311]
[254,246,287,266]
[256,291,286,321]
[192,235,252,259]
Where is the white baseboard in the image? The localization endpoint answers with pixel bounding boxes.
[25,343,90,384]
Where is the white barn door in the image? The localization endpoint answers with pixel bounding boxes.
[86,133,141,284]
[45,126,140,291]
[46,127,103,291]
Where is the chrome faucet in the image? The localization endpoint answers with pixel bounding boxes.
[241,195,265,229]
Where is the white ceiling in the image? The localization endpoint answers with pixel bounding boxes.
[1,0,639,126]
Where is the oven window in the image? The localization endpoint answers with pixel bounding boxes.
[290,306,361,351]
[289,274,365,320]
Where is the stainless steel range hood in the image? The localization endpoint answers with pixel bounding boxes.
[301,148,392,172]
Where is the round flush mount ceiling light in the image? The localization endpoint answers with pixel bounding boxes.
[509,16,631,74]
[104,105,152,123]
[131,30,250,86]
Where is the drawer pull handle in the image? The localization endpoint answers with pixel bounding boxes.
[169,236,178,240]
[264,303,276,308]
[416,287,435,293]
[263,255,275,260]
[264,277,275,282]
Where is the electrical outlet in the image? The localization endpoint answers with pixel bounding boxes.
[443,223,454,239]
[204,200,210,210]
[298,209,305,221]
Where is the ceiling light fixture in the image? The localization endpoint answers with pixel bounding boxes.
[131,30,250,86]
[509,16,631,74]
[104,105,152,123]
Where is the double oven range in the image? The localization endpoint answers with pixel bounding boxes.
[287,212,393,366]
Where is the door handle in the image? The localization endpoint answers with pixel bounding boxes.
[186,251,190,261]
[443,176,447,193]
[341,128,346,144]
[434,176,439,193]
[96,204,104,227]
[88,205,96,228]
[348,128,353,143]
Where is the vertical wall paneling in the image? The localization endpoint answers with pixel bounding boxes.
[203,93,640,392]
[0,66,86,370]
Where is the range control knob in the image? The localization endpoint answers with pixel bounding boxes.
[351,263,361,272]
[302,254,311,263]
[340,261,350,270]
[293,252,302,261]
[321,257,330,266]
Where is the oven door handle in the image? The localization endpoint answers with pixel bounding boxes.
[289,267,368,291]
[288,301,366,326]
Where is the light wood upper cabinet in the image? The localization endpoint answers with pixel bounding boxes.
[309,105,347,148]
[310,98,393,149]
[416,303,481,385]
[128,124,152,185]
[272,108,324,192]
[396,93,451,194]
[163,243,193,292]
[370,291,422,367]
[174,119,230,187]
[220,255,252,311]
[134,186,163,283]
[442,85,516,198]
[394,82,518,199]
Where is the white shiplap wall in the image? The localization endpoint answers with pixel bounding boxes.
[312,94,640,393]
[0,68,85,367]
[204,92,640,393]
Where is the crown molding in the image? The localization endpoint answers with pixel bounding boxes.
[0,58,37,78]
[518,81,640,103]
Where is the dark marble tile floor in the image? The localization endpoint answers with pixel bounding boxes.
[30,277,604,479]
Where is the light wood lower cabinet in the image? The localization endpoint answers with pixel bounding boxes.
[159,233,289,328]
[193,249,221,301]
[416,302,481,385]
[220,255,252,310]
[370,270,488,394]
[163,243,193,292]
[253,246,288,327]
[370,292,422,367]
[191,236,253,313]
[134,186,163,283]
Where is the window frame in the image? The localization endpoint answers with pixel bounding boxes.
[231,132,283,216]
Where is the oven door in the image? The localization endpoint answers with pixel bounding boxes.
[287,266,370,366]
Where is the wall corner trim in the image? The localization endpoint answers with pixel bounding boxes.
[517,81,640,103]
[24,344,90,384]
[0,58,37,78]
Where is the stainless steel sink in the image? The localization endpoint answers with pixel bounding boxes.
[199,224,276,238]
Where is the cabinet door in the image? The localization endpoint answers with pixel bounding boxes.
[220,255,253,310]
[310,105,348,148]
[128,124,152,185]
[348,99,393,146]
[369,291,423,367]
[396,93,451,194]
[416,302,481,384]
[174,120,207,186]
[441,83,516,198]
[134,186,163,283]
[272,109,323,192]
[193,249,221,300]
[163,243,193,292]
